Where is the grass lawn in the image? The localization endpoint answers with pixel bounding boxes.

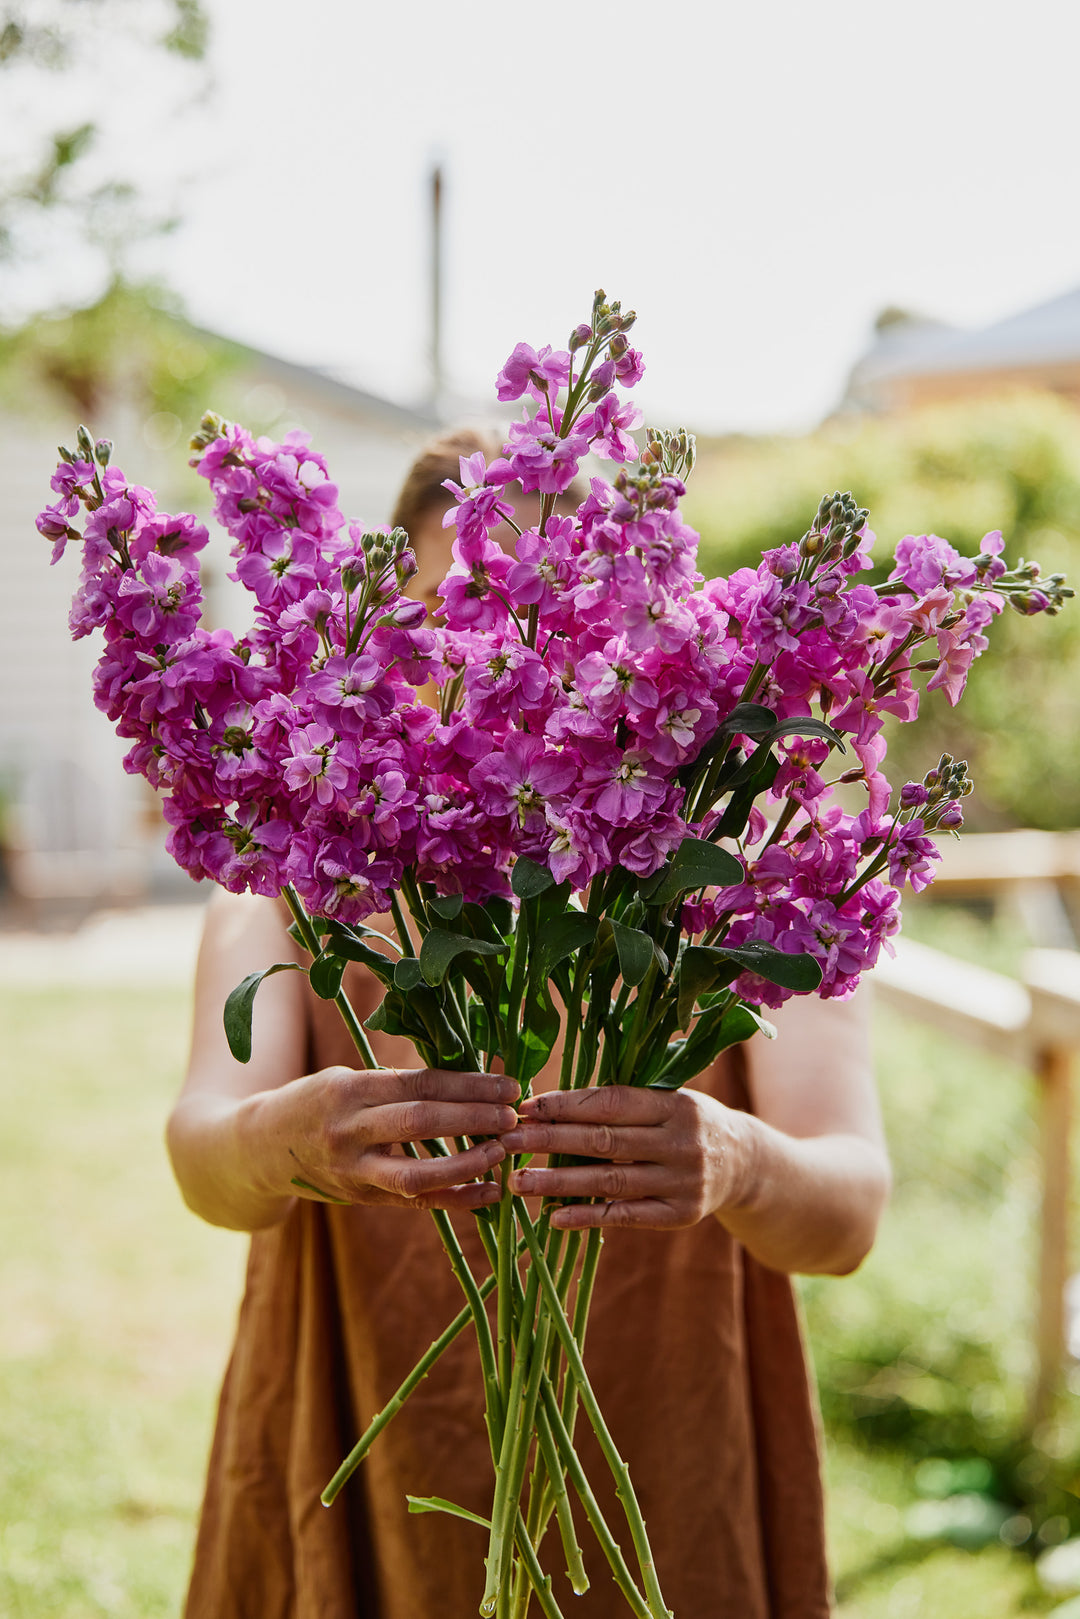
[0,943,1074,1615]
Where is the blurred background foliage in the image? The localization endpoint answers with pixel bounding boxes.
[686,393,1080,831]
[0,278,241,426]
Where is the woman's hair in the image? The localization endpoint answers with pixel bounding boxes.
[391,425,586,536]
[391,427,502,536]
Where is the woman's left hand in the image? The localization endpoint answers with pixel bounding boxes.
[502,1085,754,1231]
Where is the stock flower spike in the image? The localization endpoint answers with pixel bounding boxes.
[38,296,1072,1617]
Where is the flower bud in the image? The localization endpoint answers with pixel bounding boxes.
[340,565,363,594]
[379,598,428,630]
[569,322,593,351]
[76,424,95,460]
[94,438,113,467]
[58,443,75,464]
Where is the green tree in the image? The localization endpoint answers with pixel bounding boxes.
[0,1,209,311]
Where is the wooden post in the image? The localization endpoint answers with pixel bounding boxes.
[1031,1040,1073,1430]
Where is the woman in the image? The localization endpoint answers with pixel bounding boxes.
[168,431,891,1619]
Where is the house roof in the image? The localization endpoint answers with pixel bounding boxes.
[852,284,1080,392]
[191,324,441,431]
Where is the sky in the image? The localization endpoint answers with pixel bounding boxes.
[6,0,1080,435]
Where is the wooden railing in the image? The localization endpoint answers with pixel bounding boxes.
[874,831,1080,1427]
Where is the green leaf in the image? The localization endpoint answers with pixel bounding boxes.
[697,941,824,993]
[290,1175,349,1204]
[393,956,425,991]
[715,751,780,838]
[223,962,305,1063]
[512,856,554,899]
[649,1003,767,1089]
[723,738,779,791]
[644,836,743,906]
[406,1495,491,1530]
[461,900,512,949]
[427,892,463,921]
[316,922,394,985]
[515,992,562,1087]
[609,920,656,986]
[676,946,741,1027]
[763,717,846,750]
[530,912,599,981]
[419,929,506,987]
[481,895,514,938]
[718,702,778,735]
[309,951,347,1001]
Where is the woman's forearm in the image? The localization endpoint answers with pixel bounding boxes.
[718,1114,891,1276]
[167,1089,297,1233]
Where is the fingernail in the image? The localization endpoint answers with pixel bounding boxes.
[501,1130,525,1151]
[477,1183,500,1202]
[517,1098,539,1116]
[484,1139,506,1160]
[497,1078,521,1101]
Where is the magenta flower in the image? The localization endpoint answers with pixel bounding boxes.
[495,342,571,403]
[469,734,577,830]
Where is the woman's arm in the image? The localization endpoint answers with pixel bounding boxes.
[167,890,517,1233]
[504,991,890,1276]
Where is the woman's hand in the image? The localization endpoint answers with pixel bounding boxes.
[249,1063,518,1211]
[501,1071,891,1275]
[168,1060,518,1230]
[502,1085,751,1231]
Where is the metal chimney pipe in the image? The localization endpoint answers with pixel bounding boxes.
[430,163,443,418]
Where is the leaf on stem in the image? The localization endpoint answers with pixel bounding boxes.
[427,892,464,921]
[676,946,742,1027]
[714,751,781,838]
[309,950,348,1001]
[223,962,306,1063]
[317,920,395,985]
[607,920,657,986]
[419,929,506,987]
[643,835,743,906]
[393,956,425,991]
[530,912,599,980]
[512,855,555,899]
[406,1495,492,1530]
[649,1003,770,1089]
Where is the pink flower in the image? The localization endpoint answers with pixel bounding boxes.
[495,343,571,403]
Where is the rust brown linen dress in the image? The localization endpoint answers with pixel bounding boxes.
[184,966,831,1619]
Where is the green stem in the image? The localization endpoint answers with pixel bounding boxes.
[537,1383,651,1619]
[483,1252,543,1616]
[513,1510,566,1619]
[519,1208,671,1619]
[497,1165,515,1401]
[321,1270,500,1504]
[389,890,415,956]
[282,884,378,1066]
[424,1194,504,1456]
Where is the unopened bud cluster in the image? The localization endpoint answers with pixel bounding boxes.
[799,490,870,562]
[1000,558,1074,617]
[641,428,697,482]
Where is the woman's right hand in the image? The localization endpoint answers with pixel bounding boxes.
[243,1063,518,1211]
[168,891,518,1231]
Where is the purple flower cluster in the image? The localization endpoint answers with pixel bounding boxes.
[39,303,1061,1008]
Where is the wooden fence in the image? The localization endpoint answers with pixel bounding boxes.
[874,830,1080,1427]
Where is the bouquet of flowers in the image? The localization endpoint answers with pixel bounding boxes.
[37,290,1071,1619]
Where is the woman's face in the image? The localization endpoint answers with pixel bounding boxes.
[407,490,545,619]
